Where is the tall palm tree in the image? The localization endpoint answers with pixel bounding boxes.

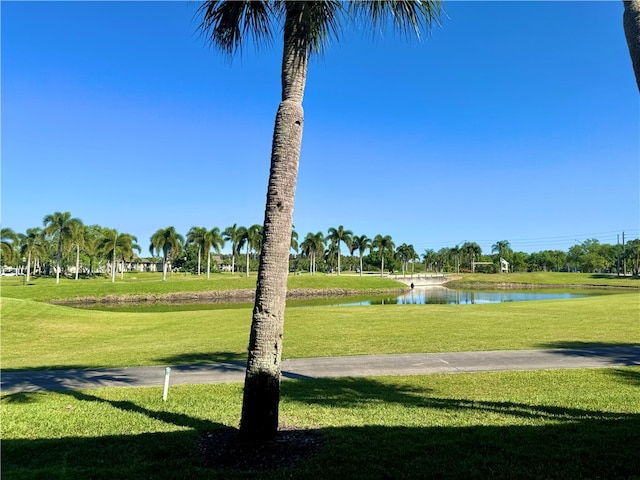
[150,227,184,281]
[204,227,225,279]
[407,244,418,274]
[19,228,46,282]
[300,231,324,274]
[423,248,436,272]
[43,211,81,284]
[82,226,102,276]
[491,239,512,259]
[243,224,263,276]
[98,228,120,282]
[461,241,482,271]
[187,226,208,276]
[373,234,395,276]
[396,243,416,275]
[300,233,314,274]
[352,234,370,276]
[309,231,326,274]
[1,228,18,266]
[117,233,141,279]
[68,219,86,280]
[290,226,299,254]
[99,229,141,282]
[327,225,352,275]
[199,0,442,441]
[223,224,243,273]
[624,0,640,91]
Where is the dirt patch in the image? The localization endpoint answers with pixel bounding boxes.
[198,426,323,472]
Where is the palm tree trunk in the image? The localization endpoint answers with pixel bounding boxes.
[27,253,32,282]
[162,255,168,281]
[240,6,308,442]
[111,252,116,283]
[624,0,640,91]
[207,251,211,280]
[75,245,80,280]
[55,247,61,284]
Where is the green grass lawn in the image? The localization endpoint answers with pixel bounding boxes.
[2,293,638,370]
[2,272,638,478]
[2,368,639,479]
[0,272,405,302]
[446,271,640,288]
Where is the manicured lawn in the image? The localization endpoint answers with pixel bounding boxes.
[2,368,639,479]
[2,293,637,370]
[2,271,638,478]
[446,271,640,288]
[0,272,404,302]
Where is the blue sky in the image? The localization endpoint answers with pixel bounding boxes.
[2,1,638,256]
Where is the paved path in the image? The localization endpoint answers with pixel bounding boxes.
[2,346,639,393]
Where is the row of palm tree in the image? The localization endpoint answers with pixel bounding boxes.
[2,213,636,280]
[2,212,421,280]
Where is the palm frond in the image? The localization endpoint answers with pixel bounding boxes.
[287,1,345,55]
[350,0,443,40]
[198,0,278,56]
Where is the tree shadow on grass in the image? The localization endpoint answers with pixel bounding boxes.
[0,367,138,395]
[3,375,640,479]
[279,376,640,479]
[157,351,246,365]
[2,352,250,394]
[155,352,314,382]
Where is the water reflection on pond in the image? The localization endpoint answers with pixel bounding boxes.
[71,287,596,313]
[303,287,590,307]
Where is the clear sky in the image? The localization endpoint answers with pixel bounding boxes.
[2,1,638,256]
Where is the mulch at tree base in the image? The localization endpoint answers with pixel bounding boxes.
[198,426,323,473]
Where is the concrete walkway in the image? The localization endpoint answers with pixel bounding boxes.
[2,346,639,393]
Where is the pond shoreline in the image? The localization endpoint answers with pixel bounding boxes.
[50,287,410,306]
[445,281,639,291]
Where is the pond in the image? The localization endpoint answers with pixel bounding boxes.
[70,287,598,313]
[307,287,592,307]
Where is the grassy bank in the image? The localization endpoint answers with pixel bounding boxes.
[445,271,639,289]
[0,272,405,303]
[2,293,637,370]
[1,271,636,305]
[2,367,638,479]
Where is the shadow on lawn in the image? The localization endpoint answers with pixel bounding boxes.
[156,352,313,382]
[0,367,137,396]
[537,341,640,367]
[3,375,640,479]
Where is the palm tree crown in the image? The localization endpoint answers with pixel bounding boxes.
[150,227,184,281]
[43,211,82,284]
[327,225,353,275]
[187,226,208,276]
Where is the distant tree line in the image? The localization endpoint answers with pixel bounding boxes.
[1,211,639,281]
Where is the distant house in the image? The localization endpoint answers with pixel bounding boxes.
[500,257,509,273]
[128,258,162,273]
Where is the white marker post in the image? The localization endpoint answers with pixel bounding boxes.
[162,367,171,401]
